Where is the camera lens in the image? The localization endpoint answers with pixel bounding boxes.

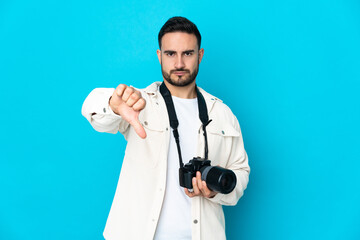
[201,166,237,194]
[221,175,230,188]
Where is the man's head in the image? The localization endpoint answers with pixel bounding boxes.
[157,17,204,87]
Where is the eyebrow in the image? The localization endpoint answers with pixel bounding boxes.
[183,50,195,54]
[163,50,176,54]
[163,49,195,54]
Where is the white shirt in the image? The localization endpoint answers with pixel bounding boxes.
[154,96,201,240]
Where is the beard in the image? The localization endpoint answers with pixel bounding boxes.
[161,64,199,87]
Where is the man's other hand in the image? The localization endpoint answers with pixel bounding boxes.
[109,84,147,139]
[184,171,217,198]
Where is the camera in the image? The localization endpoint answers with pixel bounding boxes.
[179,157,237,194]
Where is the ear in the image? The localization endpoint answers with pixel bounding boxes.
[156,49,161,64]
[198,48,204,64]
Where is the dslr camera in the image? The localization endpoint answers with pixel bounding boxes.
[179,157,237,194]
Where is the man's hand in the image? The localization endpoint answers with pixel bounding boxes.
[109,84,146,139]
[184,171,217,198]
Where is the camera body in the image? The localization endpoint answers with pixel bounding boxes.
[179,157,237,194]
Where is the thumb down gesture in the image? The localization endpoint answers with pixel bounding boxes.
[109,84,146,139]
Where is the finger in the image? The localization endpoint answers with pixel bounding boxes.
[110,85,127,114]
[115,84,127,97]
[122,87,135,102]
[129,118,147,139]
[196,171,204,192]
[201,181,211,197]
[132,98,146,111]
[192,177,201,195]
[202,181,216,198]
[126,92,140,107]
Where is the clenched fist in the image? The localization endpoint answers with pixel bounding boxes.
[109,84,146,139]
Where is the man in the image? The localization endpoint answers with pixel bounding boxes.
[82,16,250,240]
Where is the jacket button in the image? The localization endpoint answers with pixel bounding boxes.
[221,130,225,135]
[193,219,198,224]
[144,121,148,126]
[103,108,106,113]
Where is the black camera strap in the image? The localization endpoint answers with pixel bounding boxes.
[160,82,212,168]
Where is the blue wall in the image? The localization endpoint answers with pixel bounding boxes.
[1,0,359,239]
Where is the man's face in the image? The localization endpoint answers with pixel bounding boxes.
[157,32,204,87]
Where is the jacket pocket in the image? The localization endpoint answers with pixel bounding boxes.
[205,123,240,166]
[206,123,240,137]
[127,111,166,168]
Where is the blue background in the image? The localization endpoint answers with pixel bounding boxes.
[1,0,359,239]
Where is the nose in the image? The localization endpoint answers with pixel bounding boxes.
[175,55,185,69]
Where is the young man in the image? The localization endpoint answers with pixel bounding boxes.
[82,16,250,240]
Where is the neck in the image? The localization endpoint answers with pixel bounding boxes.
[163,80,197,99]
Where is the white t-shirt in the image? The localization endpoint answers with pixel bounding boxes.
[154,96,201,240]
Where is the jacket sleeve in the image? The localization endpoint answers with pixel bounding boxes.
[81,88,130,134]
[207,115,250,206]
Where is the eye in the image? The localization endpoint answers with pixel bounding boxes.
[166,52,175,57]
[184,52,193,56]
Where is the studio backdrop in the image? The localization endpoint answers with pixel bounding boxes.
[1,0,359,239]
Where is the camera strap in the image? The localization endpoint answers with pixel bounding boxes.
[160,82,212,168]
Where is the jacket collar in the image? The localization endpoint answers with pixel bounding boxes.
[144,81,222,113]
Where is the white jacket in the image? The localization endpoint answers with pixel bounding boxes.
[81,82,250,240]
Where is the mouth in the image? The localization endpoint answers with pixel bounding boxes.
[172,71,189,76]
